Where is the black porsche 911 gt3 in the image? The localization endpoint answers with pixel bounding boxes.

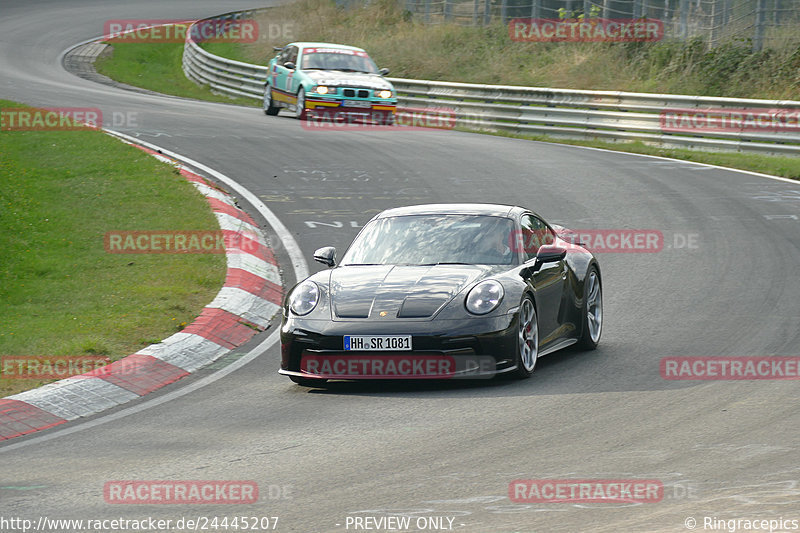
[279,204,602,386]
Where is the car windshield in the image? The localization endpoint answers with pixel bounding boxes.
[301,49,378,73]
[341,215,517,266]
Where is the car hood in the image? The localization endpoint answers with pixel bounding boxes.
[304,70,393,90]
[328,264,494,319]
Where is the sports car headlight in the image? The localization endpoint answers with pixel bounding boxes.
[377,89,393,99]
[289,281,319,316]
[315,85,330,95]
[465,280,504,315]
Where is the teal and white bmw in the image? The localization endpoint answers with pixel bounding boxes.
[263,42,397,124]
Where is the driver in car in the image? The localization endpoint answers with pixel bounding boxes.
[475,221,513,264]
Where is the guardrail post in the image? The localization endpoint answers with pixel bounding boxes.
[483,0,491,25]
[584,0,592,19]
[424,0,431,23]
[473,0,479,24]
[753,0,766,51]
[445,0,453,20]
[679,0,688,39]
[531,0,540,19]
[709,0,718,46]
[500,0,507,23]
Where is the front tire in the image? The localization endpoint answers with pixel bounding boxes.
[577,267,602,350]
[294,87,307,120]
[263,85,279,116]
[512,296,538,379]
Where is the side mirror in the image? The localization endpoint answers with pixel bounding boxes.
[313,246,336,267]
[284,61,296,70]
[519,245,567,277]
[379,67,390,76]
[535,245,567,265]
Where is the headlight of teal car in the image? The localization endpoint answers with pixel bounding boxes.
[314,85,333,95]
[377,89,393,99]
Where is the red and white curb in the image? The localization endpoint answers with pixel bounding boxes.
[0,144,282,441]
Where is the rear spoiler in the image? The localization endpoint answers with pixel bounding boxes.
[273,46,285,51]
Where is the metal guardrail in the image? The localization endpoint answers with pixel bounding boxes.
[182,13,800,155]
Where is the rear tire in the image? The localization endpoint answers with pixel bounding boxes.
[577,266,602,350]
[512,296,538,379]
[263,85,279,116]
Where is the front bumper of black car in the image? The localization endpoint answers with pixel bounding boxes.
[279,312,520,380]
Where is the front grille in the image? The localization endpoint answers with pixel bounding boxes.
[342,88,371,98]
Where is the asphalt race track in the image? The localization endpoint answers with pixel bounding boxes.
[2,1,800,531]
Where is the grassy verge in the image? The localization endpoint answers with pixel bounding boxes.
[94,4,799,180]
[239,0,800,100]
[466,130,800,179]
[0,100,226,396]
[94,32,257,107]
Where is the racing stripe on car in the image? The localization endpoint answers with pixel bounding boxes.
[0,140,282,441]
[271,87,297,104]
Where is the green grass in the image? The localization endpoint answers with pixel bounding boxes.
[0,100,226,396]
[94,33,257,107]
[94,6,800,180]
[236,0,800,100]
[464,130,800,179]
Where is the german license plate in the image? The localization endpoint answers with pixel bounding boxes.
[342,100,372,108]
[344,335,412,351]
